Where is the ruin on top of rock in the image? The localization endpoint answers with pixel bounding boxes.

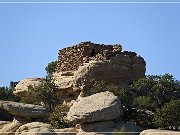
[13,41,146,102]
[54,41,146,98]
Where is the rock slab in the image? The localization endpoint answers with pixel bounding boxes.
[15,122,55,135]
[14,78,45,98]
[140,129,180,135]
[0,101,48,118]
[66,91,121,124]
[0,117,28,135]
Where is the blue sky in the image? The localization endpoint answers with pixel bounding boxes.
[0,0,180,86]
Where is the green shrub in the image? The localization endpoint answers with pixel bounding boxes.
[45,61,57,77]
[154,100,180,129]
[28,78,60,112]
[48,104,71,128]
[0,81,20,102]
[133,96,157,111]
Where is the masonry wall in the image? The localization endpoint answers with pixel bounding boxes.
[56,42,117,72]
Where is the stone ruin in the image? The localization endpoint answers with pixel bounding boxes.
[54,41,146,100]
[13,41,146,102]
[56,41,122,72]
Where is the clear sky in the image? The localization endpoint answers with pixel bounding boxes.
[0,0,180,86]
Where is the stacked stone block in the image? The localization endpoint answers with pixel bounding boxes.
[57,41,122,72]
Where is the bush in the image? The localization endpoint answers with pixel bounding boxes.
[133,96,157,111]
[48,104,71,128]
[90,74,180,129]
[0,81,20,102]
[154,100,180,129]
[131,74,180,108]
[28,78,60,112]
[45,61,57,77]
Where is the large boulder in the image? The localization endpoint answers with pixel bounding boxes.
[66,91,121,124]
[0,101,48,118]
[13,78,45,98]
[0,117,28,135]
[140,129,180,135]
[15,122,55,135]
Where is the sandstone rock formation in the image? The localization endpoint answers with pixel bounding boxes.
[0,101,48,118]
[66,91,121,124]
[54,127,80,134]
[0,121,10,130]
[13,78,45,98]
[15,122,55,135]
[54,41,146,99]
[140,129,180,135]
[1,42,146,135]
[0,117,28,135]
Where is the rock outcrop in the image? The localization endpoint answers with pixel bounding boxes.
[140,129,180,135]
[0,121,10,130]
[1,42,147,135]
[13,78,45,98]
[0,117,28,135]
[0,101,48,118]
[15,122,55,135]
[66,91,121,124]
[54,41,146,99]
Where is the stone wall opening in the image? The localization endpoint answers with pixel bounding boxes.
[90,49,95,57]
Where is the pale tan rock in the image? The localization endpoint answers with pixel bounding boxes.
[0,101,48,118]
[15,122,55,135]
[0,121,11,130]
[140,129,180,135]
[14,78,45,98]
[54,128,79,135]
[0,117,28,135]
[77,132,104,135]
[66,91,121,124]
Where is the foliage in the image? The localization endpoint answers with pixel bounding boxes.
[131,74,180,108]
[48,104,71,128]
[28,77,60,112]
[0,81,20,102]
[90,74,180,129]
[45,61,57,77]
[154,100,180,129]
[133,96,157,111]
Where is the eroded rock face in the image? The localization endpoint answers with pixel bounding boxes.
[140,129,180,135]
[0,121,11,130]
[0,101,48,118]
[13,78,45,98]
[66,91,121,124]
[15,122,55,135]
[54,42,146,98]
[0,117,28,135]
